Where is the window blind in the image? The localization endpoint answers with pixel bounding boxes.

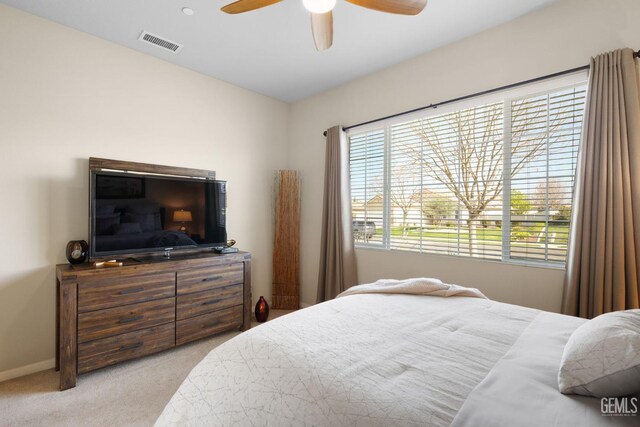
[348,82,587,266]
[349,128,385,245]
[508,86,585,263]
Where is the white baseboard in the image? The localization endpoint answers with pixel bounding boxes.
[0,358,55,383]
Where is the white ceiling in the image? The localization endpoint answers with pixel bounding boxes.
[1,0,557,102]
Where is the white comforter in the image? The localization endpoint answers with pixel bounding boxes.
[337,277,487,299]
[156,282,636,426]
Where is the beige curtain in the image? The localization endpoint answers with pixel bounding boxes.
[317,126,358,302]
[562,48,640,318]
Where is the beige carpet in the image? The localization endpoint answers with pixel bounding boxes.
[0,310,293,427]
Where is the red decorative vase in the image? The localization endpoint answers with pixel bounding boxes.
[255,296,269,323]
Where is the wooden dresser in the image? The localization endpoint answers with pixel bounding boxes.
[56,251,251,390]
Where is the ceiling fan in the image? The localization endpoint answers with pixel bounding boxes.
[220,0,428,51]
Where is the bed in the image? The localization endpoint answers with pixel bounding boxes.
[156,279,639,426]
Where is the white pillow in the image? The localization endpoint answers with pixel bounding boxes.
[558,309,640,397]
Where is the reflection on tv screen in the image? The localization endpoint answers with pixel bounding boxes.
[91,173,226,256]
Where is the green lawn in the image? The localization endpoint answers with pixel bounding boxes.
[389,224,570,245]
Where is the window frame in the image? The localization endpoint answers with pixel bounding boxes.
[348,74,588,268]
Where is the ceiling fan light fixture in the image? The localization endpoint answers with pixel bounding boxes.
[221,0,429,51]
[302,0,336,14]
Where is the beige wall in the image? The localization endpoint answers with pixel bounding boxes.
[288,0,640,309]
[0,4,289,377]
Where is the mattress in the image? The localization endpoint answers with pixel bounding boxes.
[156,291,637,426]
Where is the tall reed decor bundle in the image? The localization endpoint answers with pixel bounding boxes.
[272,170,301,309]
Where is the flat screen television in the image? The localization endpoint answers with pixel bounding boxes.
[89,171,227,259]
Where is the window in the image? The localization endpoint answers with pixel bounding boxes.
[349,81,587,266]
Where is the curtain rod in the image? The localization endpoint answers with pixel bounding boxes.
[323,50,640,137]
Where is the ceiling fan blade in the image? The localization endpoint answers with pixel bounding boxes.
[311,12,333,51]
[345,0,427,15]
[221,0,282,14]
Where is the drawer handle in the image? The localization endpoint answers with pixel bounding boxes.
[118,287,145,295]
[202,275,223,282]
[118,315,144,324]
[119,342,143,351]
[203,299,220,306]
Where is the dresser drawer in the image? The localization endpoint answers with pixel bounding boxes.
[78,272,175,313]
[78,323,175,374]
[177,263,243,295]
[78,298,175,343]
[176,305,243,345]
[177,283,243,320]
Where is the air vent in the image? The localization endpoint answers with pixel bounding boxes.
[138,31,183,53]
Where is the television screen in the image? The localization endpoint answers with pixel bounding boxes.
[90,172,226,258]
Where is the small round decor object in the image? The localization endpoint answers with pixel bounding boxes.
[66,240,88,265]
[255,296,269,323]
[226,239,236,247]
